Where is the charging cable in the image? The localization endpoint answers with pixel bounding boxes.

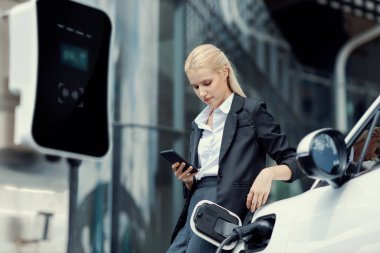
[215,219,272,253]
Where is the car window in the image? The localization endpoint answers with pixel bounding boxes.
[346,97,380,148]
[351,114,380,168]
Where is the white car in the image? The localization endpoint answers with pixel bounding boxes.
[191,95,380,253]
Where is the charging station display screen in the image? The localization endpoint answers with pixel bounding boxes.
[60,43,88,71]
[32,0,112,158]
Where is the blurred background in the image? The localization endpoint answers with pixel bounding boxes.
[0,0,379,252]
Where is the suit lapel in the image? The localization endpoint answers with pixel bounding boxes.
[190,121,202,167]
[219,95,244,163]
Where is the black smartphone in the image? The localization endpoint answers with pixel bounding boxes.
[160,149,199,174]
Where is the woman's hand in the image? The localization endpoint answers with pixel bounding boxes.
[172,162,197,190]
[246,168,274,211]
[246,164,292,211]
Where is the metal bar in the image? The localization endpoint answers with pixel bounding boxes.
[334,23,380,132]
[356,109,380,173]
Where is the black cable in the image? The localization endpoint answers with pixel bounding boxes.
[215,235,236,253]
[66,158,82,253]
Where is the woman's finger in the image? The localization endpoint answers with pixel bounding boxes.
[171,162,180,172]
[176,163,186,178]
[256,195,263,209]
[250,194,258,211]
[184,166,194,174]
[246,190,254,209]
[262,193,269,206]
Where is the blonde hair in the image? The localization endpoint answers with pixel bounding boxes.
[184,44,246,97]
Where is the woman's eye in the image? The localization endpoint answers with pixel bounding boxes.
[193,85,199,89]
[204,81,212,86]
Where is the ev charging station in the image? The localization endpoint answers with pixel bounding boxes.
[1,0,112,252]
[9,0,112,160]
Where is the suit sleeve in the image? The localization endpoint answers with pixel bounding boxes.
[253,101,304,182]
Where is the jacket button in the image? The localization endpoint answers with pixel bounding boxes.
[218,172,223,178]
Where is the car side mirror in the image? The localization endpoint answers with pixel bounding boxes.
[296,128,347,188]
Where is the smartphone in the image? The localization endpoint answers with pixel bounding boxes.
[160,149,199,174]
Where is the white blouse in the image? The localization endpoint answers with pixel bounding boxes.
[194,93,234,180]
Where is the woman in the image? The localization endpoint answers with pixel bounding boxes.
[166,44,303,252]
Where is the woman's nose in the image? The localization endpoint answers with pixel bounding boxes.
[199,87,207,97]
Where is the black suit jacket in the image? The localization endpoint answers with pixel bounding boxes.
[171,94,304,242]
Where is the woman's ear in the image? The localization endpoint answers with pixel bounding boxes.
[222,66,229,79]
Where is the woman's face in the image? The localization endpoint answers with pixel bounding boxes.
[186,67,232,109]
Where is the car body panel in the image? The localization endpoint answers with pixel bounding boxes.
[234,164,380,253]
